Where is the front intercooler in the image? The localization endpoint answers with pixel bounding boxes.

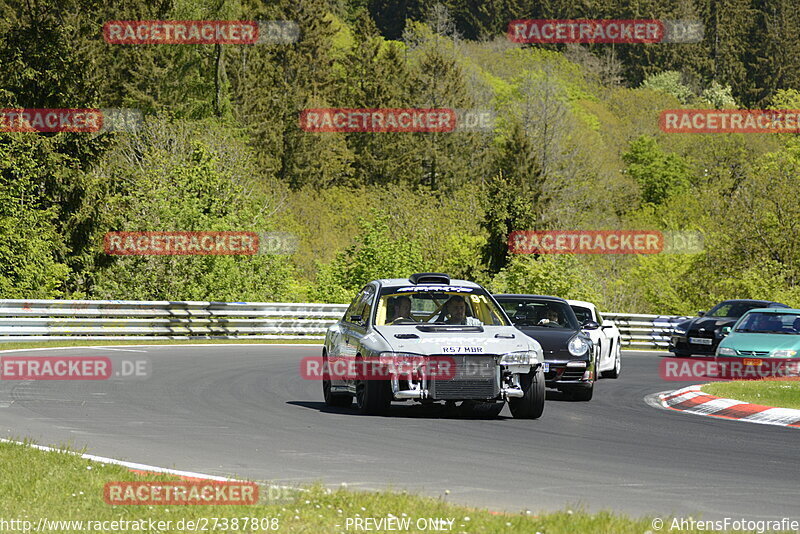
[428,355,499,400]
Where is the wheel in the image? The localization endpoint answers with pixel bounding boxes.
[671,348,690,357]
[322,355,352,407]
[355,357,392,415]
[460,400,504,419]
[565,383,594,401]
[601,341,621,379]
[509,367,545,419]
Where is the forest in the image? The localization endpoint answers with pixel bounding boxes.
[1,0,799,314]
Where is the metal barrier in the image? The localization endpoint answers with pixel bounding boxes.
[0,299,689,348]
[603,313,691,349]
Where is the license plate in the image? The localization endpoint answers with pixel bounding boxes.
[689,337,712,345]
[542,363,549,372]
[743,358,762,366]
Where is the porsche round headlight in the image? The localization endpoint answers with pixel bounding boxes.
[568,336,590,357]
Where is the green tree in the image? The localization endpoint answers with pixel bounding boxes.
[622,136,692,206]
[311,213,426,303]
[490,254,602,304]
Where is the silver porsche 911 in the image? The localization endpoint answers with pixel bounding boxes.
[322,273,545,418]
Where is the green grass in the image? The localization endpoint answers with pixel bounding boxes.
[0,338,323,352]
[0,440,733,533]
[702,379,800,410]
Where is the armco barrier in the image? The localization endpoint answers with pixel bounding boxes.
[0,300,688,348]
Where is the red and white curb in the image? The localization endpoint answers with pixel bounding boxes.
[653,385,800,428]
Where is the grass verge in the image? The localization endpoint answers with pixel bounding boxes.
[0,338,322,352]
[701,378,800,410]
[0,440,729,534]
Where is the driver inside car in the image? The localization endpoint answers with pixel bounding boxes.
[538,308,562,327]
[441,296,482,326]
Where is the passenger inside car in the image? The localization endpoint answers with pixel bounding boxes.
[389,296,415,324]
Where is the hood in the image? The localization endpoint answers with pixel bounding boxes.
[721,332,800,353]
[513,326,580,352]
[374,324,540,357]
[686,317,737,331]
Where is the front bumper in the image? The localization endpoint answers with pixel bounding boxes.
[670,334,721,355]
[543,359,594,386]
[389,354,535,400]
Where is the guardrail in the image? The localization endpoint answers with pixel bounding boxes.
[0,300,689,348]
[603,313,691,349]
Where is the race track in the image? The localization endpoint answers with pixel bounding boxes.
[1,345,797,520]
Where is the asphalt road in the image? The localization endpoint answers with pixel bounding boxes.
[0,345,798,520]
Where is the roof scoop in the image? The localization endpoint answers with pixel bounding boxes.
[408,272,450,285]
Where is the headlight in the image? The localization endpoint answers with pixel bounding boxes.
[673,326,687,335]
[717,347,737,356]
[771,349,797,358]
[500,351,536,365]
[568,336,590,357]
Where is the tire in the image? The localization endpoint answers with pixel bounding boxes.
[601,341,621,379]
[671,349,690,357]
[509,367,545,419]
[460,400,504,419]
[322,354,352,407]
[355,357,392,415]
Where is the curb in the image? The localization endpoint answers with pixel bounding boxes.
[657,385,800,428]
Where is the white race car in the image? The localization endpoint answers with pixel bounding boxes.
[323,273,546,418]
[567,299,621,378]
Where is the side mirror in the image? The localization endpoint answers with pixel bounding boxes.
[349,315,362,323]
[720,326,731,336]
[582,321,600,330]
[698,310,706,317]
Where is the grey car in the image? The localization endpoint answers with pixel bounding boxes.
[322,273,546,418]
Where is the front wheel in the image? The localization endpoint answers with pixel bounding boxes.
[601,342,621,379]
[509,367,545,419]
[355,377,392,415]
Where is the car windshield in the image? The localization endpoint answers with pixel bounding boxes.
[570,306,594,325]
[495,298,579,329]
[375,286,508,326]
[707,302,774,318]
[734,312,800,334]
